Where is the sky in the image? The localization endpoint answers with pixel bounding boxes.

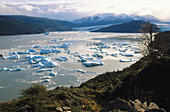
[0,0,170,21]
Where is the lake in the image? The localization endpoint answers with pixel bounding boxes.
[0,31,142,102]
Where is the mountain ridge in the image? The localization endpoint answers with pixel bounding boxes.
[73,13,161,27]
[0,15,75,36]
[92,20,159,33]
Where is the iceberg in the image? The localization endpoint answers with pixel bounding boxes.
[57,43,69,48]
[4,54,20,59]
[56,56,68,61]
[49,71,57,76]
[120,58,132,62]
[40,58,58,68]
[1,67,12,71]
[77,69,86,73]
[40,47,52,54]
[83,58,104,67]
[44,32,51,35]
[33,45,42,48]
[111,53,118,57]
[38,68,53,72]
[120,53,133,57]
[92,53,103,58]
[17,50,30,54]
[14,68,23,71]
[51,49,61,53]
[28,49,37,52]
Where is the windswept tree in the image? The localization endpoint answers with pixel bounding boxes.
[138,21,159,56]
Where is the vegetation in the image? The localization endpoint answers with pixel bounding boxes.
[92,20,158,33]
[0,31,170,111]
[138,21,159,56]
[0,15,75,36]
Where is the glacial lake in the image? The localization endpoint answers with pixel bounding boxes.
[0,31,142,102]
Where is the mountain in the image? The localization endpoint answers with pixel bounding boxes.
[92,20,159,33]
[0,15,75,36]
[73,13,161,27]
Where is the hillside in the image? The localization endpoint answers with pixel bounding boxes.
[0,31,169,111]
[0,15,75,36]
[92,20,159,33]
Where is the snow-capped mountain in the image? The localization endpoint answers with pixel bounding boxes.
[73,13,160,27]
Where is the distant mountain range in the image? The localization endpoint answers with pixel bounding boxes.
[73,13,161,27]
[0,14,162,36]
[0,15,75,36]
[92,20,159,33]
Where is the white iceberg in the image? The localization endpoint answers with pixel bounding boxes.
[83,58,104,67]
[56,56,68,61]
[40,47,52,54]
[120,58,132,62]
[28,49,37,52]
[57,43,69,48]
[1,67,12,71]
[4,54,20,59]
[17,50,30,54]
[77,69,86,73]
[49,71,57,76]
[38,68,53,72]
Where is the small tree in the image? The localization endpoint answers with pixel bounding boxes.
[138,21,158,57]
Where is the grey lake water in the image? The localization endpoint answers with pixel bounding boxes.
[0,31,142,102]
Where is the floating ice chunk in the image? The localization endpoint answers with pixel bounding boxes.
[119,48,128,52]
[32,62,44,68]
[40,58,58,67]
[51,49,61,53]
[40,48,52,54]
[58,43,69,48]
[49,71,57,76]
[28,49,37,52]
[134,51,141,53]
[4,54,20,59]
[14,68,23,71]
[44,32,51,35]
[56,56,68,61]
[120,53,133,57]
[83,58,104,67]
[17,51,30,54]
[77,69,86,73]
[120,58,132,62]
[1,67,12,71]
[28,55,44,61]
[111,53,118,57]
[92,53,103,58]
[38,68,53,72]
[33,45,42,48]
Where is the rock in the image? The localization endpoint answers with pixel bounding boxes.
[101,99,167,112]
[0,54,3,58]
[101,99,135,112]
[56,107,63,112]
[62,106,71,111]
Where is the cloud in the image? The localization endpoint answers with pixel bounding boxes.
[0,0,170,21]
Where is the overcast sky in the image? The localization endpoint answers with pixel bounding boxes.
[0,0,170,21]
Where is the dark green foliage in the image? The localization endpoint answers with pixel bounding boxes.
[93,20,158,33]
[0,15,75,36]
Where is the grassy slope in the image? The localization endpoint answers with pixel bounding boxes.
[0,15,75,36]
[92,20,158,33]
[0,31,170,111]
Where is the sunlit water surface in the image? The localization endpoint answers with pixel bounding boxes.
[0,31,142,102]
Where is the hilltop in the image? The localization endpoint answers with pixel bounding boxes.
[0,15,75,36]
[0,31,169,111]
[92,20,159,33]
